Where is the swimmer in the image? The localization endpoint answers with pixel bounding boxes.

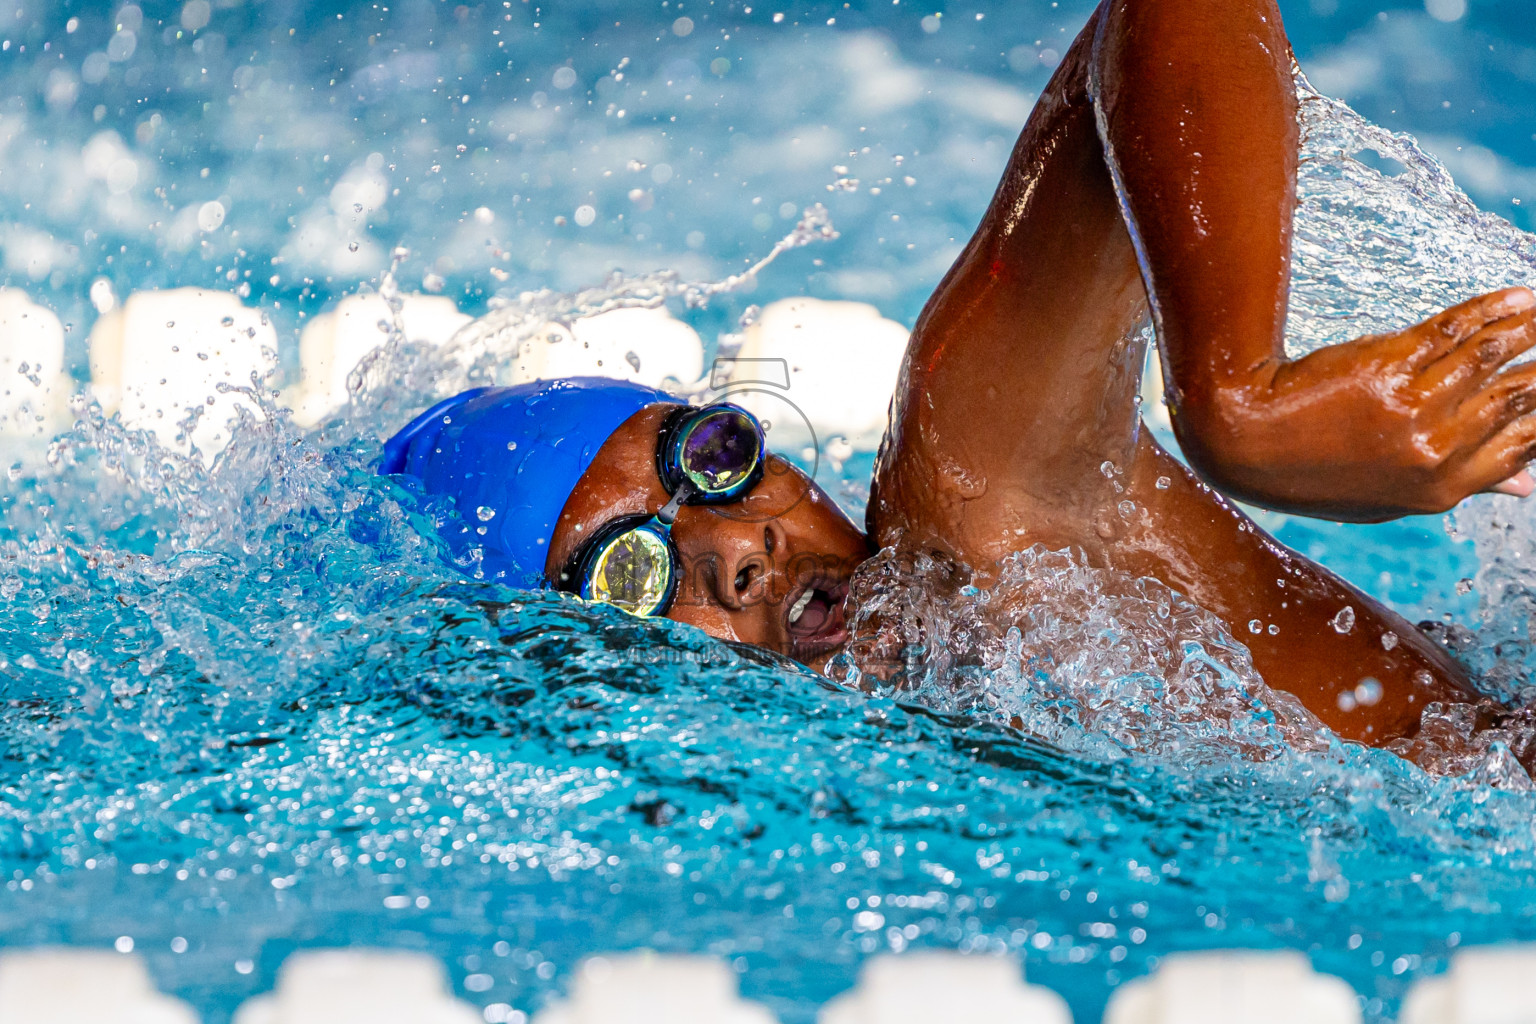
[383,0,1536,762]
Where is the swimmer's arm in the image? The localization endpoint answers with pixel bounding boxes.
[1095,0,1536,522]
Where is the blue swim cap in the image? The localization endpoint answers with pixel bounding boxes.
[380,378,676,588]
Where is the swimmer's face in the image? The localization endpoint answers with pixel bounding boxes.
[548,404,872,671]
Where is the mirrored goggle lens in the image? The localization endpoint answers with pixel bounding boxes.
[585,526,674,616]
[677,407,763,495]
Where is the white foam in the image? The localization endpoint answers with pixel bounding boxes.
[1104,951,1360,1024]
[294,292,471,424]
[88,287,276,457]
[818,953,1071,1023]
[532,952,777,1024]
[0,287,71,439]
[725,297,907,452]
[512,306,705,391]
[1400,945,1536,1024]
[0,948,198,1024]
[231,949,480,1024]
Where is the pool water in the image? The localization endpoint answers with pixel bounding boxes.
[6,2,1536,1022]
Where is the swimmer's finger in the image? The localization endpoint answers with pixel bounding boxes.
[1452,362,1536,441]
[1461,413,1536,498]
[1488,469,1536,498]
[1417,307,1536,395]
[1409,287,1536,367]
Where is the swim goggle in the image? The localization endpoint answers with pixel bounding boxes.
[556,402,767,617]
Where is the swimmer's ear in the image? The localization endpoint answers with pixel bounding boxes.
[1488,469,1535,498]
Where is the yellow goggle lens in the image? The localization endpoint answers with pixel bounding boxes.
[587,527,673,616]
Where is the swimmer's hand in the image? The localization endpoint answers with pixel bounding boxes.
[1174,287,1536,522]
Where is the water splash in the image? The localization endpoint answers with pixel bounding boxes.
[342,204,839,435]
[1286,71,1536,357]
[837,546,1337,763]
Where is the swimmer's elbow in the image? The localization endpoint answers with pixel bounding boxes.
[1168,417,1252,493]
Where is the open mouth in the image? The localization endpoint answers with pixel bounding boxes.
[783,577,850,662]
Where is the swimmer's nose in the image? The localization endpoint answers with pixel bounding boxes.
[677,513,787,611]
[722,550,770,610]
[729,520,793,609]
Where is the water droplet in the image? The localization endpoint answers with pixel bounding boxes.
[1331,606,1355,634]
[1118,500,1135,518]
[1248,619,1262,634]
[476,506,496,522]
[1455,577,1473,595]
[1337,690,1358,712]
[348,242,360,252]
[506,441,517,451]
[1267,624,1279,635]
[625,351,641,372]
[220,316,234,327]
[6,463,21,482]
[1155,476,1171,490]
[1355,677,1383,706]
[1380,631,1399,651]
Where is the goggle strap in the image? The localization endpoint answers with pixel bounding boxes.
[656,479,694,526]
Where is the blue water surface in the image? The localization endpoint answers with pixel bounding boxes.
[4,2,1536,1023]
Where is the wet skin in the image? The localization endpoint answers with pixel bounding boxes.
[552,0,1536,756]
[547,405,872,673]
